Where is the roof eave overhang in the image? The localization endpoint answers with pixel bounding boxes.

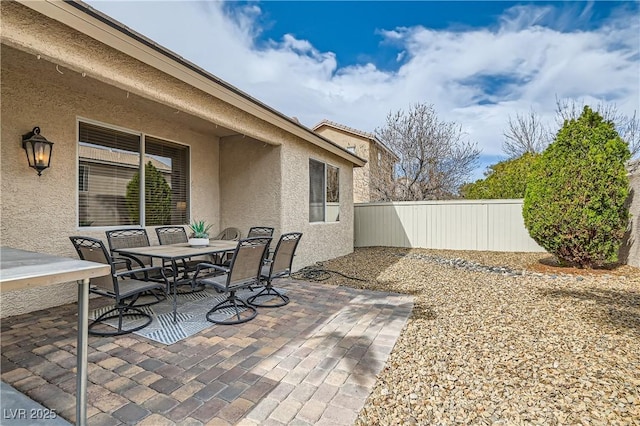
[14,0,366,167]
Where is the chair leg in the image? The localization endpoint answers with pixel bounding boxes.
[89,305,152,336]
[176,282,205,295]
[247,284,289,307]
[206,290,257,325]
[130,289,166,307]
[176,264,205,294]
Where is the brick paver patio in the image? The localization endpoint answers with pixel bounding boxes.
[1,279,413,425]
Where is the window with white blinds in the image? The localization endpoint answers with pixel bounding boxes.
[309,159,325,222]
[309,159,340,223]
[78,121,189,227]
[145,136,189,225]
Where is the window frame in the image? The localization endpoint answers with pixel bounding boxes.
[75,117,191,229]
[78,164,89,192]
[309,157,340,224]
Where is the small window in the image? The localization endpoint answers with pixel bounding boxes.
[326,165,340,222]
[309,159,340,222]
[347,146,356,154]
[378,152,382,162]
[309,159,325,222]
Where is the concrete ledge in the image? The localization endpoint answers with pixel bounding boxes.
[0,382,71,426]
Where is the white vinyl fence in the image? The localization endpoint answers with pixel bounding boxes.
[623,160,640,267]
[354,199,546,252]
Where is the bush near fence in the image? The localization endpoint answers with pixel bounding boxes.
[354,167,639,267]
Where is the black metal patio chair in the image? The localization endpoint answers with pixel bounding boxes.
[247,226,274,238]
[192,237,271,324]
[247,226,276,263]
[248,232,302,308]
[105,228,167,304]
[155,226,203,278]
[105,228,154,271]
[69,236,168,336]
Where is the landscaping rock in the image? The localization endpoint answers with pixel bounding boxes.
[304,247,640,426]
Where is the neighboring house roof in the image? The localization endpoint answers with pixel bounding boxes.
[312,119,399,161]
[79,145,171,172]
[14,0,365,168]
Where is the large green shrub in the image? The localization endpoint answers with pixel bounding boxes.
[461,152,539,199]
[126,161,172,226]
[523,106,630,268]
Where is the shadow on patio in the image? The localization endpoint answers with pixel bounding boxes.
[1,279,413,425]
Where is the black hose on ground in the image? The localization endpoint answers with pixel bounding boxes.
[291,265,367,282]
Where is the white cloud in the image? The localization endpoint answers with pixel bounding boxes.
[87,1,639,169]
[280,34,313,53]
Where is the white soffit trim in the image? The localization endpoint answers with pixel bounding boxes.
[14,0,365,167]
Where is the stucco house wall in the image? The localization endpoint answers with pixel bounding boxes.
[1,45,221,317]
[1,1,362,318]
[314,126,371,203]
[280,139,355,270]
[219,138,283,237]
[314,122,396,203]
[368,143,396,193]
[218,133,355,270]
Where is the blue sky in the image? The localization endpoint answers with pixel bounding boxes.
[86,1,639,180]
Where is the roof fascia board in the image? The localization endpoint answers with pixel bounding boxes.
[14,0,365,167]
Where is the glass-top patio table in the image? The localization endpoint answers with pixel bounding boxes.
[113,240,238,323]
[0,246,111,426]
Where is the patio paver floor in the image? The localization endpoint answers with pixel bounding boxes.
[1,279,413,425]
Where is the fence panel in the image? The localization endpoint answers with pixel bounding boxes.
[354,199,546,252]
[623,161,639,267]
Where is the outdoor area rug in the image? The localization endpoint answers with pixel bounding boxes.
[88,287,285,345]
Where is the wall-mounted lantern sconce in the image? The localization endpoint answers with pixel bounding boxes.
[22,126,54,176]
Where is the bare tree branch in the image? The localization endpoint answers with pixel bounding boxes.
[502,99,639,159]
[555,96,639,157]
[503,108,551,158]
[371,103,480,200]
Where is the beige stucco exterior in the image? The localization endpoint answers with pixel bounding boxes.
[314,122,396,203]
[280,139,356,269]
[219,138,283,240]
[0,1,361,317]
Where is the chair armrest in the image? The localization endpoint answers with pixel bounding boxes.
[112,257,132,270]
[194,262,228,275]
[113,253,146,269]
[191,263,229,290]
[117,265,167,281]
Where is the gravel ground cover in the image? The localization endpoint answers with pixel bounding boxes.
[299,247,640,425]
